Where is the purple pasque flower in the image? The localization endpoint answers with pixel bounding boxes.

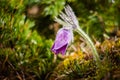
[51,5,77,55]
[51,27,73,55]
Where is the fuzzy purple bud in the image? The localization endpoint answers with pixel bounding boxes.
[51,28,73,55]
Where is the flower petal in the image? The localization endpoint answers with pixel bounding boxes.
[57,44,68,55]
[51,28,73,55]
[54,28,71,49]
[51,43,68,55]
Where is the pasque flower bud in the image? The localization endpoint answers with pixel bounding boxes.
[51,28,73,55]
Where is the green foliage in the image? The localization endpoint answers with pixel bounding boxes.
[41,0,65,18]
[0,0,120,80]
[0,0,54,79]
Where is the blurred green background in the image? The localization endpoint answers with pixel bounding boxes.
[0,0,120,80]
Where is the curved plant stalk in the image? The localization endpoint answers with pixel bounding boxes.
[54,5,101,65]
[76,27,100,64]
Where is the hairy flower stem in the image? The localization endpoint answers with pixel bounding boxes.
[76,27,101,65]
